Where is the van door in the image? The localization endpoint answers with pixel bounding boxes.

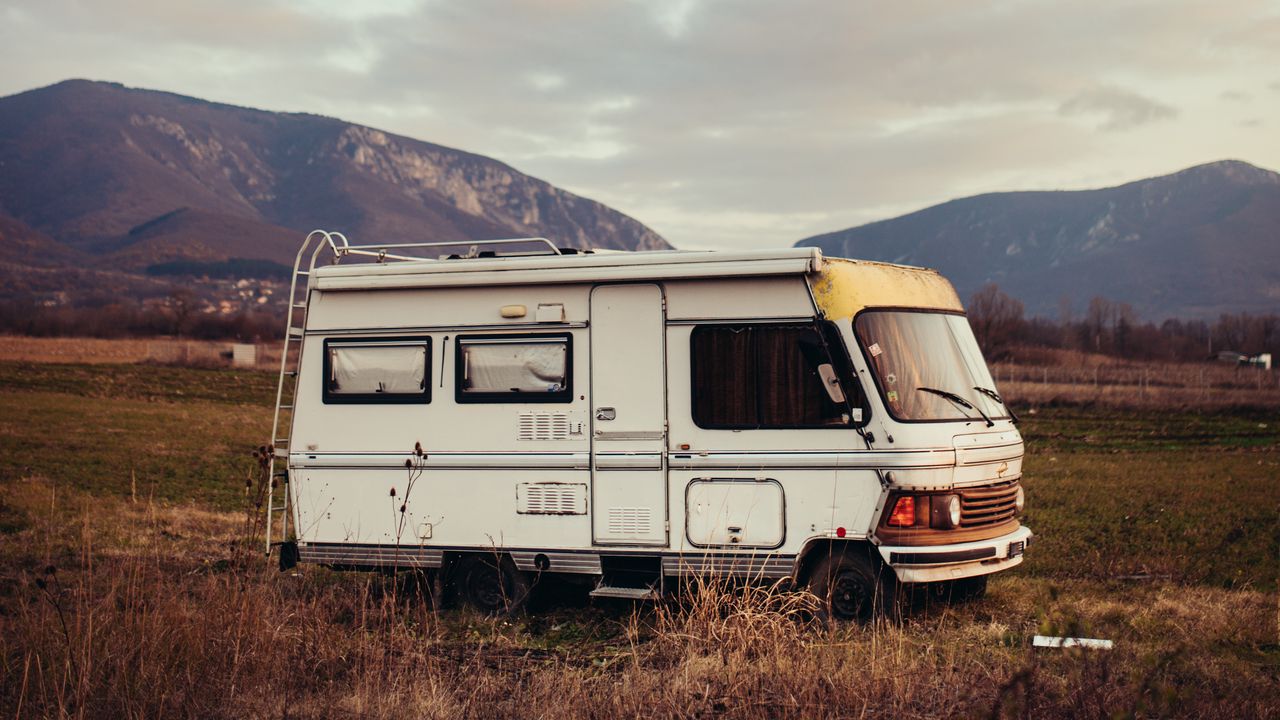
[590,283,668,545]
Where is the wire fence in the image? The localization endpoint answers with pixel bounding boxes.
[991,361,1280,409]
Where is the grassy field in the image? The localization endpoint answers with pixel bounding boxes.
[0,335,283,370]
[0,361,1277,718]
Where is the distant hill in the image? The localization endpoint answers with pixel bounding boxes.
[0,79,669,290]
[0,210,86,267]
[797,161,1280,320]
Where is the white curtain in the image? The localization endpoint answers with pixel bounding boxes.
[330,344,426,394]
[463,341,566,393]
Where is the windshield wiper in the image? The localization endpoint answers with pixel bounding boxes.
[973,386,1019,425]
[917,386,993,427]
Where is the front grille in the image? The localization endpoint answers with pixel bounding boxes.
[958,479,1020,529]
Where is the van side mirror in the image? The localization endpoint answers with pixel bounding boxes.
[816,363,847,405]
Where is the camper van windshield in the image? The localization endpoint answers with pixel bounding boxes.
[854,310,1008,423]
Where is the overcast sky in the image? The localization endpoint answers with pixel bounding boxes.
[2,0,1278,249]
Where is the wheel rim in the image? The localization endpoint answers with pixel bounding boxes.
[464,563,508,613]
[830,571,874,621]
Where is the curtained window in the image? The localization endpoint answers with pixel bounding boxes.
[690,324,858,428]
[456,334,573,403]
[323,337,431,404]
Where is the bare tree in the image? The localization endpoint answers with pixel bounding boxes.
[1085,296,1113,352]
[167,288,195,337]
[968,283,1025,359]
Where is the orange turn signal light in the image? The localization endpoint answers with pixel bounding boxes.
[887,496,916,527]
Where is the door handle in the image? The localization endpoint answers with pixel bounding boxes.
[595,407,616,421]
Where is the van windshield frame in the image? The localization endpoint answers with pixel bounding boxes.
[853,308,1008,423]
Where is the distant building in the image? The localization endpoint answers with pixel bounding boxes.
[1215,351,1272,369]
[35,291,69,307]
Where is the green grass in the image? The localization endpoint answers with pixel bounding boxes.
[1022,452,1278,587]
[0,362,273,513]
[0,360,277,405]
[1017,405,1279,452]
[1012,405,1280,589]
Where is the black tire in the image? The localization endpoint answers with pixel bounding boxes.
[452,555,532,616]
[808,549,899,623]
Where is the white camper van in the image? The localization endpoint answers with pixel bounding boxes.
[267,231,1031,621]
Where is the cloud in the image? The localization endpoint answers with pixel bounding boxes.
[1059,87,1178,131]
[1,0,1279,249]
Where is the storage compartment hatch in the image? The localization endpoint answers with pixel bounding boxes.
[685,479,785,548]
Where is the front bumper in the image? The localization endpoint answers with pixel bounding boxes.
[877,525,1033,583]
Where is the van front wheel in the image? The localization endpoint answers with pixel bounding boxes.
[808,550,898,623]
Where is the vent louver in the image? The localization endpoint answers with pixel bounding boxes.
[518,412,573,440]
[607,507,652,535]
[517,483,587,515]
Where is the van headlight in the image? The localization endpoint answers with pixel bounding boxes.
[1014,486,1026,514]
[930,494,961,529]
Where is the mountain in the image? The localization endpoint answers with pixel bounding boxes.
[0,210,87,268]
[797,161,1280,320]
[0,80,669,284]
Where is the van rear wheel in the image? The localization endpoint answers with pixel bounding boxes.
[808,550,898,623]
[454,555,531,616]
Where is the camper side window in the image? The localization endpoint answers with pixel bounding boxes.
[322,337,431,404]
[690,324,860,429]
[455,334,572,403]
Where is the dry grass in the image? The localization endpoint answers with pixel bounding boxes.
[0,336,282,370]
[993,356,1280,410]
[1,478,1275,720]
[1002,379,1279,411]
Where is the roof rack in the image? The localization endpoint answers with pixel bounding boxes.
[319,232,562,264]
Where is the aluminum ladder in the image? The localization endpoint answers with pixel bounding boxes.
[264,230,346,554]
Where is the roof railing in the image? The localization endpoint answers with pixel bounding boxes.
[319,232,562,264]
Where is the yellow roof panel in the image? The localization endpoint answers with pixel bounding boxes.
[810,257,963,319]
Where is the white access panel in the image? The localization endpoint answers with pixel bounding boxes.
[685,479,785,549]
[591,284,668,545]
